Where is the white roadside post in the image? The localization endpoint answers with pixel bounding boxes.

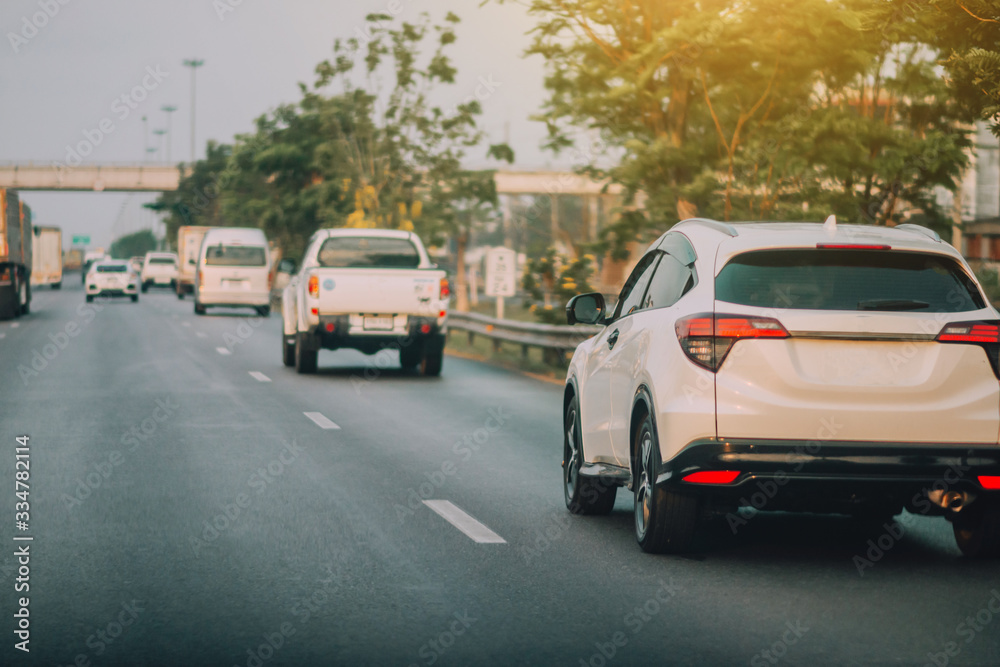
[485,247,517,320]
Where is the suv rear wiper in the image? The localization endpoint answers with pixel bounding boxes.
[857,299,930,311]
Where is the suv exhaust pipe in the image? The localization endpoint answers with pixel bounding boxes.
[927,489,974,512]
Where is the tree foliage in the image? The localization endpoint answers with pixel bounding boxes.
[110,229,157,260]
[493,0,991,250]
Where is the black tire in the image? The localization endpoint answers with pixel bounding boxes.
[633,412,699,554]
[420,335,445,377]
[86,295,93,303]
[400,344,422,371]
[141,283,148,293]
[52,282,61,290]
[256,305,270,318]
[194,302,206,315]
[131,295,139,303]
[563,395,617,515]
[177,289,185,300]
[295,332,318,374]
[953,501,1000,558]
[282,334,295,367]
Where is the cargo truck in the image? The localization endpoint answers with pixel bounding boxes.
[176,225,212,299]
[0,188,33,319]
[64,248,84,272]
[32,226,63,289]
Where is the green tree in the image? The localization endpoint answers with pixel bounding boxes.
[110,229,157,259]
[147,142,231,249]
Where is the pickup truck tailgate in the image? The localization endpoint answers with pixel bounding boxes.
[315,269,443,315]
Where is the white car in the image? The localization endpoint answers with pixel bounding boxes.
[140,252,179,292]
[194,227,271,316]
[85,260,139,303]
[563,218,1000,557]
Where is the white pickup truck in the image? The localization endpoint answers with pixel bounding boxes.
[281,229,450,375]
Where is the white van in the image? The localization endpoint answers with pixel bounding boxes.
[194,227,271,316]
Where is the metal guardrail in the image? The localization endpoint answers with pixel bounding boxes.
[447,311,603,364]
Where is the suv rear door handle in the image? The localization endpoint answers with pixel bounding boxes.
[608,329,620,349]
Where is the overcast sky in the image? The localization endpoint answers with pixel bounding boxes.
[0,0,551,248]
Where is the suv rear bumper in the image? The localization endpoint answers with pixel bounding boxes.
[660,438,1000,512]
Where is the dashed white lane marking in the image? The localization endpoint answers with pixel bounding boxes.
[0,332,5,339]
[216,347,232,355]
[422,500,507,544]
[10,323,19,328]
[182,322,191,327]
[249,371,271,383]
[303,412,341,430]
[196,332,208,338]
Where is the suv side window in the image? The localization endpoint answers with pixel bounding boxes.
[642,253,696,310]
[613,253,660,320]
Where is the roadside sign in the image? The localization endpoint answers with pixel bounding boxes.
[72,235,90,245]
[484,247,517,298]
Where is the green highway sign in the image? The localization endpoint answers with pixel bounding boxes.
[72,235,90,245]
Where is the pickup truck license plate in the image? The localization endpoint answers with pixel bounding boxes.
[364,316,393,330]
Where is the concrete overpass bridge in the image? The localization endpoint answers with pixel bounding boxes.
[0,162,624,197]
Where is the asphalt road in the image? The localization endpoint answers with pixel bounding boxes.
[1,279,999,666]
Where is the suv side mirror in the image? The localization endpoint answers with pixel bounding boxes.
[277,258,297,274]
[566,293,606,326]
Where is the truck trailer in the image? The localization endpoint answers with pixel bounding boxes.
[0,188,33,319]
[176,225,212,299]
[32,226,63,289]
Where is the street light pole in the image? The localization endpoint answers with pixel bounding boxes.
[142,115,149,163]
[161,104,178,164]
[182,59,205,164]
[153,129,167,163]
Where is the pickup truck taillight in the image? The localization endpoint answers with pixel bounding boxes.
[440,277,450,299]
[308,275,319,298]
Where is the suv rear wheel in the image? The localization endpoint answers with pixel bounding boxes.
[953,501,1000,558]
[563,396,617,515]
[634,412,699,553]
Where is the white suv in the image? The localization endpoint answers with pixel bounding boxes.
[140,252,179,292]
[564,219,1000,557]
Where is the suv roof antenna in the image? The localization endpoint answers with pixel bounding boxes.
[824,214,837,237]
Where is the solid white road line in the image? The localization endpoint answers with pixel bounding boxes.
[422,500,507,544]
[249,371,271,383]
[216,347,232,355]
[303,412,341,430]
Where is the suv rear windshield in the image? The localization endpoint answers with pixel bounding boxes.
[204,245,266,267]
[96,265,127,273]
[716,249,985,312]
[149,257,176,265]
[317,237,420,269]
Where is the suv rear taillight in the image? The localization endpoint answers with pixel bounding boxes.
[308,275,320,298]
[676,313,789,371]
[937,320,1000,379]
